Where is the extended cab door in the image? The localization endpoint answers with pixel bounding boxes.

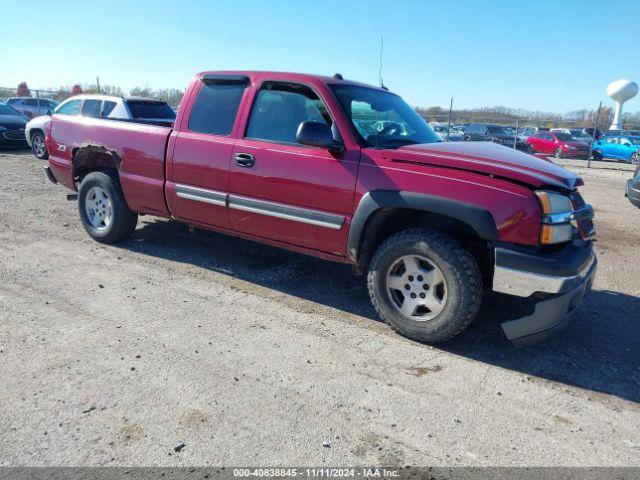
[166,76,249,228]
[228,80,359,256]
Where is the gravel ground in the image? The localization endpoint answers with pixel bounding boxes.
[0,149,639,467]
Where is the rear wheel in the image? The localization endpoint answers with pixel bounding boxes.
[526,143,535,154]
[31,131,48,159]
[78,171,138,243]
[367,228,482,343]
[631,152,639,165]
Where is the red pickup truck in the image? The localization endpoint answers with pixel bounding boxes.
[44,71,597,344]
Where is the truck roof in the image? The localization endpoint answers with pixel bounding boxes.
[196,70,388,92]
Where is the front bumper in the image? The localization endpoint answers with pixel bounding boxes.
[0,129,27,145]
[564,149,590,158]
[625,178,640,208]
[492,241,597,344]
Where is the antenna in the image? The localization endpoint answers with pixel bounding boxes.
[379,36,384,89]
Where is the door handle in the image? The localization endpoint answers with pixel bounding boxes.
[234,152,255,168]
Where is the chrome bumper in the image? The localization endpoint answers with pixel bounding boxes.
[493,251,597,298]
[500,258,597,344]
[491,243,597,344]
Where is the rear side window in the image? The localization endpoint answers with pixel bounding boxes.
[81,99,102,118]
[55,99,82,115]
[102,101,117,117]
[188,80,247,135]
[246,81,332,144]
[126,100,176,120]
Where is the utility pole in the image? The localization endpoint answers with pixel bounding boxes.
[447,98,453,142]
[588,102,601,168]
[96,77,101,94]
[513,119,519,149]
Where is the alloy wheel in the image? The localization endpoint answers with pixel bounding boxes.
[386,254,447,321]
[32,134,46,158]
[84,186,113,230]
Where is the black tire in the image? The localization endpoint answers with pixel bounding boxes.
[631,152,639,165]
[367,228,482,343]
[78,170,138,243]
[592,149,603,161]
[527,143,535,154]
[554,148,563,159]
[31,130,48,159]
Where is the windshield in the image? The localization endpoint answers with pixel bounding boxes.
[630,137,640,145]
[555,132,575,141]
[125,100,176,120]
[329,85,440,148]
[0,103,22,116]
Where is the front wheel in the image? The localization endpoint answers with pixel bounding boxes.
[592,149,603,161]
[78,170,138,244]
[631,152,639,165]
[554,148,563,158]
[31,131,48,159]
[367,228,482,343]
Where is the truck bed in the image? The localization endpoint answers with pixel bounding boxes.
[48,114,172,217]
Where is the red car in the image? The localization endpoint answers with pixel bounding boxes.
[43,71,596,345]
[527,131,591,158]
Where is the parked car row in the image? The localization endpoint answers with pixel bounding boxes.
[426,121,639,163]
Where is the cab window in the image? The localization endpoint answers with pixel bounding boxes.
[55,99,82,115]
[81,99,102,118]
[188,78,248,135]
[246,81,332,145]
[102,101,117,117]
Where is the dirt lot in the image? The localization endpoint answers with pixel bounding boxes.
[1,149,639,466]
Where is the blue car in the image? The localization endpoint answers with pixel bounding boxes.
[592,134,640,163]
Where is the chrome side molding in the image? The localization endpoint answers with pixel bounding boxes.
[174,183,345,230]
[175,184,227,207]
[229,195,345,230]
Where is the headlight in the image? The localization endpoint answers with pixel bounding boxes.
[564,144,576,149]
[535,191,575,244]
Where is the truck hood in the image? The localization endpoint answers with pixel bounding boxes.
[389,141,582,190]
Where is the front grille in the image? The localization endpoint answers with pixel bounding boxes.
[2,129,26,141]
[570,191,595,238]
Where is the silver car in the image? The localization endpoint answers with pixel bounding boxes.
[6,97,58,120]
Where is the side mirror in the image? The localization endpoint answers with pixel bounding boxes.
[296,121,343,152]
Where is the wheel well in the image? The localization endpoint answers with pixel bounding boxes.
[72,146,122,185]
[356,207,493,283]
[30,128,44,139]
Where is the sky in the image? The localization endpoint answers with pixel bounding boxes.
[2,0,639,113]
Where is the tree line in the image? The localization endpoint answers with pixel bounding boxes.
[0,82,184,107]
[2,82,640,127]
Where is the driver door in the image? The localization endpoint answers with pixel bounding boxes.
[228,80,359,256]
